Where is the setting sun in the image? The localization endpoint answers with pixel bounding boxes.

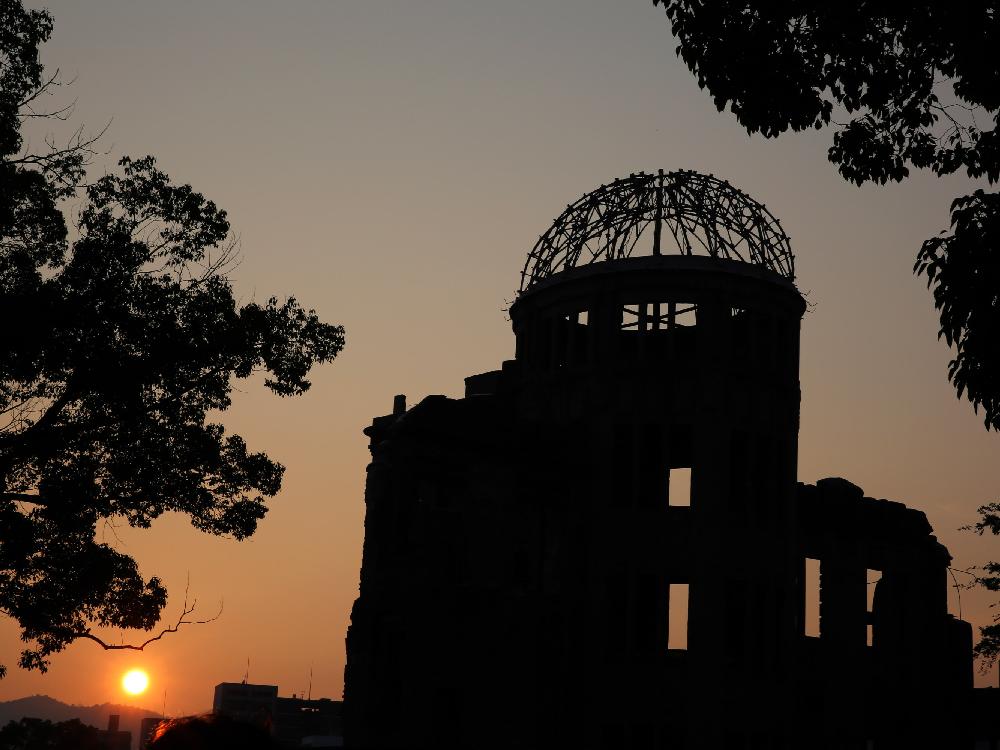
[122,669,149,696]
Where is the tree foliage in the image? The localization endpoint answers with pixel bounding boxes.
[0,0,344,675]
[915,191,1000,430]
[965,503,1000,666]
[652,1,1000,429]
[0,717,106,750]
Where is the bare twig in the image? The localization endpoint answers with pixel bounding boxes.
[947,566,964,620]
[72,577,223,652]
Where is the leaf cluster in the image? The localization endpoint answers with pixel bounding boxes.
[916,191,1000,430]
[653,1,999,184]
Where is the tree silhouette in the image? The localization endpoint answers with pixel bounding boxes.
[0,0,344,676]
[965,504,1000,667]
[0,717,107,750]
[652,1,1000,430]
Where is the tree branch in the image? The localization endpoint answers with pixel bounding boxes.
[0,383,77,451]
[17,68,67,109]
[71,580,223,652]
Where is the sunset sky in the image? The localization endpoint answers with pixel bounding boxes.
[3,0,998,714]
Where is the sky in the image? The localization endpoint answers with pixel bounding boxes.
[3,0,999,714]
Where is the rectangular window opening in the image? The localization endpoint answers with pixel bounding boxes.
[867,569,881,647]
[571,310,590,366]
[668,467,691,507]
[866,569,881,612]
[667,583,689,650]
[622,303,641,330]
[651,301,675,331]
[805,557,820,637]
[671,302,698,327]
[622,302,696,331]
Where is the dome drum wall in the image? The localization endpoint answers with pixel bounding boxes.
[511,255,802,382]
[508,256,805,537]
[509,257,804,443]
[508,254,807,743]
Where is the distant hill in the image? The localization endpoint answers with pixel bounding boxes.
[0,695,164,749]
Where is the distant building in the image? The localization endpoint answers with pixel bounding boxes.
[344,170,976,749]
[214,682,343,748]
[214,682,279,728]
[98,714,131,750]
[273,696,343,748]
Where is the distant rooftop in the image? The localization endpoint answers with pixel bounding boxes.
[519,169,795,292]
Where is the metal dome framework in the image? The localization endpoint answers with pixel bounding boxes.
[519,170,795,293]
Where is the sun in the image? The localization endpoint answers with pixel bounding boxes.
[122,669,149,696]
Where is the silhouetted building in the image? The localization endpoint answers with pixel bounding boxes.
[214,682,279,729]
[273,696,343,748]
[98,714,131,750]
[343,171,975,749]
[214,682,343,748]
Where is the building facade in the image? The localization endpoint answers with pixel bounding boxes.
[343,171,974,749]
[214,682,343,747]
[98,715,131,750]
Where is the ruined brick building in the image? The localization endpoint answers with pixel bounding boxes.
[343,171,976,749]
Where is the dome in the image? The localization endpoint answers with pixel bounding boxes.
[519,170,794,293]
